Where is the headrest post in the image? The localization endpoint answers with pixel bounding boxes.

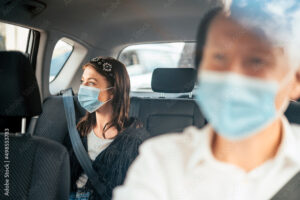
[189,92,193,98]
[28,116,39,136]
[21,118,26,134]
[160,93,165,98]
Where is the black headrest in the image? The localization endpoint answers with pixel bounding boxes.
[0,51,42,117]
[151,68,196,93]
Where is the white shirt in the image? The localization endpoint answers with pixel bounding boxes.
[76,129,113,188]
[113,117,300,200]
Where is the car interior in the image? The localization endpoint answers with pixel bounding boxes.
[0,0,300,199]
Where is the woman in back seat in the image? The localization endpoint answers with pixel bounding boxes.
[68,57,149,200]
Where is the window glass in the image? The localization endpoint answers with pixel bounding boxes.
[49,40,73,82]
[0,22,29,52]
[119,42,195,92]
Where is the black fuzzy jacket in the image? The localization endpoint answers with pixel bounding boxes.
[65,118,150,200]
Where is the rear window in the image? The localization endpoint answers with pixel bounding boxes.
[0,21,29,52]
[49,39,73,82]
[118,42,196,92]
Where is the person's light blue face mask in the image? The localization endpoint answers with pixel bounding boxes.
[78,85,113,113]
[195,70,290,140]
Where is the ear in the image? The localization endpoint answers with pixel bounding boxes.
[109,88,114,99]
[290,68,300,101]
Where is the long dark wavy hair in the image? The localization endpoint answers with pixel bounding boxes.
[76,57,131,138]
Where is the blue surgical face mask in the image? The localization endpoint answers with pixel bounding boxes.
[195,70,291,141]
[78,85,113,113]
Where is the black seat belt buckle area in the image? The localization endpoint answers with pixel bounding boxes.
[60,88,74,96]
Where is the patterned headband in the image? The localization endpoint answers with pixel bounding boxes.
[90,57,114,78]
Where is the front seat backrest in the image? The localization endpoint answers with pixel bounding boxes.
[0,51,70,200]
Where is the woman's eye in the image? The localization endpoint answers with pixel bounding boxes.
[88,82,95,86]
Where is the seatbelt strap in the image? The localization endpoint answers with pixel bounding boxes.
[62,88,106,196]
[271,171,300,200]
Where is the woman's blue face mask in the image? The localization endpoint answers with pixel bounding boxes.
[78,85,113,113]
[195,70,291,141]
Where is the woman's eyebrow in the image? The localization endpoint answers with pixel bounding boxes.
[87,78,98,82]
[80,77,97,82]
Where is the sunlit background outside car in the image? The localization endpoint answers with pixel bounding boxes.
[119,42,195,91]
[0,22,28,52]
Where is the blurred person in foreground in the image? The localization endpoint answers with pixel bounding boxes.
[113,0,300,199]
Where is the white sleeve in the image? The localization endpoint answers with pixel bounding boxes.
[112,140,169,200]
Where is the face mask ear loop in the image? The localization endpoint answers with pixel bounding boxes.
[98,87,114,102]
[100,87,114,92]
[105,97,113,103]
[101,98,113,106]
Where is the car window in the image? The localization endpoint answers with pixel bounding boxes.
[118,42,196,92]
[49,39,73,82]
[0,21,29,52]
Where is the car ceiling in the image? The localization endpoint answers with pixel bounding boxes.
[0,0,222,51]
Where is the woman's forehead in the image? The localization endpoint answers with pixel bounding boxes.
[82,66,97,76]
[82,66,105,80]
